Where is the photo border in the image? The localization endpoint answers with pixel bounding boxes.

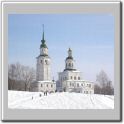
[1,1,122,122]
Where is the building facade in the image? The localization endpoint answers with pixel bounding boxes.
[57,48,94,94]
[33,25,56,92]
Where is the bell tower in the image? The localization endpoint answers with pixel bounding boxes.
[64,48,76,71]
[36,25,51,81]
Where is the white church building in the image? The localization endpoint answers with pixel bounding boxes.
[57,48,94,94]
[32,25,56,93]
[32,25,94,94]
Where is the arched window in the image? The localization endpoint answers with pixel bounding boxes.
[45,60,48,64]
[89,84,91,88]
[74,76,76,80]
[78,77,80,80]
[41,60,42,63]
[66,63,67,67]
[72,63,73,67]
[69,63,71,67]
[77,83,79,87]
[70,76,73,79]
[51,84,53,88]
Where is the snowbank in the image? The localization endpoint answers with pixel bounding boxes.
[8,90,114,109]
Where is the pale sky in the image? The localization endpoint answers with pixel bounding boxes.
[8,14,114,83]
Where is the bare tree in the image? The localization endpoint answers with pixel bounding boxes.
[94,84,101,94]
[105,81,114,95]
[8,64,18,90]
[8,62,36,91]
[96,70,109,88]
[96,70,114,95]
[21,66,35,91]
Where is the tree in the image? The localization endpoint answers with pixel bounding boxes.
[21,66,35,91]
[8,62,36,91]
[94,84,101,94]
[105,81,114,95]
[96,70,109,88]
[8,64,18,90]
[96,70,114,95]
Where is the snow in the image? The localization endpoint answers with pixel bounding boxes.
[8,91,114,109]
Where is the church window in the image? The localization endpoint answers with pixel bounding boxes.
[51,84,53,88]
[45,60,48,64]
[70,82,71,86]
[47,84,48,87]
[89,84,91,88]
[69,63,71,66]
[74,76,76,80]
[71,76,73,79]
[72,63,73,67]
[77,83,79,87]
[78,77,80,80]
[41,60,42,63]
[41,84,42,87]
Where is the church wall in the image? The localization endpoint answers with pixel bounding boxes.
[65,59,74,69]
[36,56,51,81]
[64,80,94,94]
[38,82,56,92]
[68,71,82,80]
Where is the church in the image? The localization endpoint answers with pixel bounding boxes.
[32,25,56,93]
[32,25,94,94]
[57,48,94,94]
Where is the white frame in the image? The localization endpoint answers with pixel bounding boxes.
[1,1,122,121]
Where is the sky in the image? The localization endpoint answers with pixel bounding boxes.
[8,14,114,83]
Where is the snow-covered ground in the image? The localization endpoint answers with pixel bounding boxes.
[8,91,114,109]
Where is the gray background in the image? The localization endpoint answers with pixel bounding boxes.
[1,1,121,121]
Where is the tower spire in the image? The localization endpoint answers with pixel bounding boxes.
[40,24,47,48]
[68,47,72,57]
[42,24,44,41]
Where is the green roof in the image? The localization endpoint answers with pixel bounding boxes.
[66,56,73,60]
[40,40,47,48]
[40,25,48,48]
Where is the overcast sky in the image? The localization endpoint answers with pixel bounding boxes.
[8,14,114,83]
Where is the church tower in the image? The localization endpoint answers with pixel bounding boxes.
[64,48,76,71]
[36,25,51,81]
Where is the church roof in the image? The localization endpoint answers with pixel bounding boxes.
[66,56,73,60]
[40,40,48,48]
[37,54,50,58]
[68,48,72,51]
[64,68,76,71]
[40,24,48,48]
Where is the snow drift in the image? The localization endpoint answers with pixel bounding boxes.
[8,91,114,109]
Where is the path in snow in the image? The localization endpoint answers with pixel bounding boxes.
[8,91,114,109]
